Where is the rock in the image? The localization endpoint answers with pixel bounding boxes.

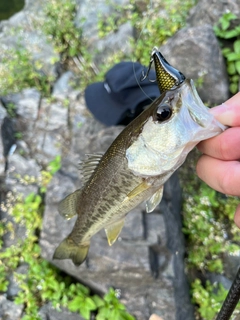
[5,88,70,165]
[223,250,240,281]
[0,102,8,174]
[206,272,232,291]
[39,303,85,320]
[14,88,40,122]
[75,0,130,40]
[52,71,75,100]
[161,174,195,320]
[1,152,41,250]
[94,22,134,65]
[6,153,41,197]
[0,295,23,320]
[75,0,133,65]
[187,0,240,27]
[0,101,7,120]
[0,0,58,83]
[160,24,229,105]
[2,88,41,133]
[7,265,29,299]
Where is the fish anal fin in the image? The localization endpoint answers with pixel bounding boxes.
[58,189,82,220]
[146,186,164,213]
[105,219,125,246]
[126,181,150,200]
[53,238,90,266]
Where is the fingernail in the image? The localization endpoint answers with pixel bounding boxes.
[209,103,233,126]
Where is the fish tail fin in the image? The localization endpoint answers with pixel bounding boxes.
[53,238,90,266]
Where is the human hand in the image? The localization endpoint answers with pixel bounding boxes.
[196,92,240,227]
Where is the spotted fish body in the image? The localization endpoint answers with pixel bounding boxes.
[53,50,225,266]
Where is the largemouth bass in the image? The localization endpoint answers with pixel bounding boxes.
[53,48,225,266]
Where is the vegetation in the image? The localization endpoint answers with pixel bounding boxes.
[0,45,56,97]
[180,158,240,319]
[214,12,240,94]
[183,180,240,273]
[97,0,197,65]
[0,0,197,97]
[2,1,239,320]
[191,279,229,320]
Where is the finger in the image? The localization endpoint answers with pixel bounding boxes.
[196,155,240,196]
[210,92,240,127]
[197,127,240,160]
[234,204,240,228]
[149,315,163,320]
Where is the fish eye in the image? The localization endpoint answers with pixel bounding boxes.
[154,103,173,122]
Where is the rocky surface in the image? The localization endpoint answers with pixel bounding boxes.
[0,295,23,320]
[160,24,228,105]
[187,0,240,27]
[0,0,237,319]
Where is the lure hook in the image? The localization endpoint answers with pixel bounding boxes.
[140,53,156,82]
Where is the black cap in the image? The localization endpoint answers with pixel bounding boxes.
[84,61,160,126]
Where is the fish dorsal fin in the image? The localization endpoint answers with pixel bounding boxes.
[58,189,82,220]
[146,186,164,213]
[105,219,125,246]
[80,153,103,184]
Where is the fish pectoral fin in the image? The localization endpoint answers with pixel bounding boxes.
[58,189,82,220]
[126,181,151,200]
[146,186,164,213]
[105,219,125,246]
[189,109,205,127]
[53,238,90,266]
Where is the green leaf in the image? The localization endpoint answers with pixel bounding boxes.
[92,295,105,308]
[25,193,35,204]
[234,39,240,54]
[220,18,230,31]
[80,306,91,320]
[226,52,240,62]
[227,62,236,75]
[230,82,238,94]
[85,297,97,310]
[68,296,83,312]
[236,60,240,74]
[223,29,240,39]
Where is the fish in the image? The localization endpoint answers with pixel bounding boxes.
[53,47,226,266]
